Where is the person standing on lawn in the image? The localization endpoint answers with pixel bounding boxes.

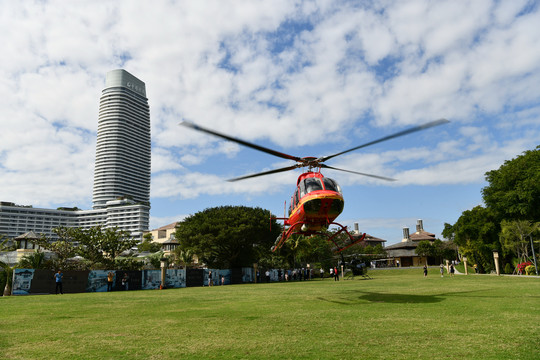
[54,270,63,294]
[107,271,114,291]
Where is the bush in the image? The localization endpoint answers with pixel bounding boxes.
[504,263,512,274]
[115,257,144,271]
[517,261,532,274]
[525,265,536,276]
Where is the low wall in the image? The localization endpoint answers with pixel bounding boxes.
[11,267,254,295]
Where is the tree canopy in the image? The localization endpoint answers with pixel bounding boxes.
[175,206,282,268]
[33,226,137,270]
[482,145,540,221]
[445,146,540,272]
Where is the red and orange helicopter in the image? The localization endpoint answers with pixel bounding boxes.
[181,119,448,253]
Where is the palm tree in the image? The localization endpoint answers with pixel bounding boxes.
[173,248,194,268]
[18,250,46,269]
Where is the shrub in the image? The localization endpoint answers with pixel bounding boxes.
[504,263,512,274]
[517,261,532,274]
[525,265,536,276]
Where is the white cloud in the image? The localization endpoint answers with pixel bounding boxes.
[0,0,539,220]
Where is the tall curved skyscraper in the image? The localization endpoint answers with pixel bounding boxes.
[1,69,150,242]
[93,69,151,209]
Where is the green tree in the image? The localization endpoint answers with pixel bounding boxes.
[138,234,163,253]
[172,248,195,268]
[93,227,138,268]
[33,226,137,269]
[415,240,434,259]
[279,234,333,269]
[175,206,282,268]
[499,219,539,263]
[17,250,46,269]
[482,146,540,221]
[33,228,78,270]
[446,206,500,273]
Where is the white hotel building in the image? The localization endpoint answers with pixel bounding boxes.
[0,69,150,244]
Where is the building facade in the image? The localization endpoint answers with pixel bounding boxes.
[93,69,151,209]
[0,69,150,242]
[385,219,436,267]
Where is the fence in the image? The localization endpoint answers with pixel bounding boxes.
[10,267,255,295]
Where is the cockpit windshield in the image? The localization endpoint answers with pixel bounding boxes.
[322,178,342,194]
[304,177,323,194]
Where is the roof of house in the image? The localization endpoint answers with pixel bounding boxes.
[152,222,178,231]
[385,240,419,250]
[363,234,386,243]
[14,231,40,240]
[409,230,436,241]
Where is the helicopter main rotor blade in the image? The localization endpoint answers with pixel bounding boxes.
[318,118,449,163]
[227,164,301,182]
[320,164,396,181]
[180,121,302,162]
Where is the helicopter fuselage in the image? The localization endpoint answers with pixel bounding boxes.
[285,171,344,233]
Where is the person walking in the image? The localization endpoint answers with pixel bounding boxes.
[320,268,324,279]
[423,264,428,277]
[440,264,444,277]
[333,266,339,281]
[208,270,213,287]
[54,270,63,294]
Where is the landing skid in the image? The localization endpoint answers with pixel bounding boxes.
[271,220,366,253]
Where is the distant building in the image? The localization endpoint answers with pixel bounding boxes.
[145,222,199,264]
[0,69,150,242]
[145,222,178,245]
[351,223,387,248]
[93,69,151,210]
[384,219,436,267]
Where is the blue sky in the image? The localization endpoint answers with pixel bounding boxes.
[0,0,539,245]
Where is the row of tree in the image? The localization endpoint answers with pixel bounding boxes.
[173,205,387,271]
[443,146,540,273]
[1,226,159,272]
[4,146,536,290]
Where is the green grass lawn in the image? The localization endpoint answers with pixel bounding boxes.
[1,269,539,360]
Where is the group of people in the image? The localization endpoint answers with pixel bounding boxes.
[207,270,225,286]
[258,267,343,283]
[107,272,130,291]
[260,268,315,282]
[421,263,456,277]
[329,266,340,281]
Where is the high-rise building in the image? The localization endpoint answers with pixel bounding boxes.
[93,69,151,209]
[0,70,150,243]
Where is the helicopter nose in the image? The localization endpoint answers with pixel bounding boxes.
[303,198,344,216]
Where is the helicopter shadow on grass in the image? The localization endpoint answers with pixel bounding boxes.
[316,289,489,305]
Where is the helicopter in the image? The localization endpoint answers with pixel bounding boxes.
[180,118,449,253]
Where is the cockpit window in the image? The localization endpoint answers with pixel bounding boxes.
[323,178,342,194]
[304,177,323,194]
